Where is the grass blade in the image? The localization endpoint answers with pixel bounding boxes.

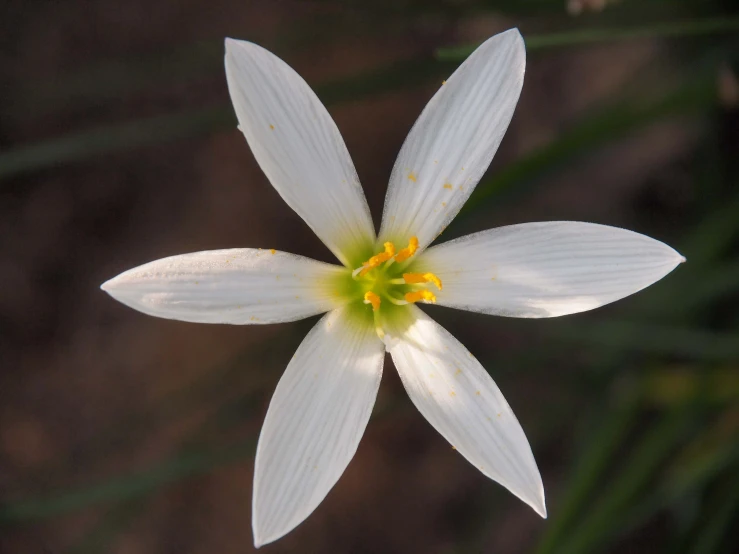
[554,409,694,554]
[536,397,641,554]
[437,17,739,61]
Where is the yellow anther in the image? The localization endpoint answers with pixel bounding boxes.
[359,242,396,276]
[364,291,381,311]
[405,290,436,304]
[403,272,442,290]
[394,236,419,263]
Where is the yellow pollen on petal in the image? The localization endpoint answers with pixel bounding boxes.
[443,183,453,190]
[359,242,396,276]
[405,289,436,304]
[364,291,381,311]
[403,272,442,290]
[408,172,417,182]
[394,236,419,263]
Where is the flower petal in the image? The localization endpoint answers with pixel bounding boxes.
[252,307,384,546]
[413,221,685,318]
[101,249,347,324]
[386,305,545,517]
[225,38,376,267]
[378,29,525,253]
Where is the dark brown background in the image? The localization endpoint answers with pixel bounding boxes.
[2,1,738,553]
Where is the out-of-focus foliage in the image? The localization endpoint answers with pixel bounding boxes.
[1,0,737,553]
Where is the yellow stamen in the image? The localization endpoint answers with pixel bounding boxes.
[394,237,419,263]
[403,272,442,290]
[405,290,436,304]
[359,242,396,276]
[364,291,381,311]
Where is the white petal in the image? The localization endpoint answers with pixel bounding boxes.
[386,306,545,517]
[413,221,685,318]
[225,38,376,267]
[252,307,384,546]
[378,29,525,253]
[101,249,347,324]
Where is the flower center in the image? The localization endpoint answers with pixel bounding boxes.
[351,237,442,339]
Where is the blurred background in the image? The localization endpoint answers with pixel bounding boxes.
[1,0,738,553]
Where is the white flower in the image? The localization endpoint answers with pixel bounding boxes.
[101,29,685,547]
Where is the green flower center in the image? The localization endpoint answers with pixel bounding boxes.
[333,237,442,339]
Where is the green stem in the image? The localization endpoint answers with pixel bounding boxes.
[551,321,739,361]
[0,57,451,180]
[618,441,739,542]
[554,409,693,554]
[686,474,739,554]
[454,73,715,228]
[437,16,739,60]
[0,439,255,524]
[535,397,641,554]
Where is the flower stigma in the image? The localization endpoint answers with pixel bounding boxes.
[350,237,442,340]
